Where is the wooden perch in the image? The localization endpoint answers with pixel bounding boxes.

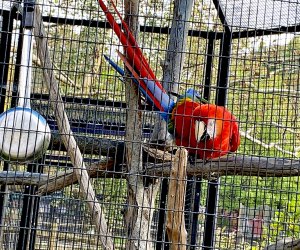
[50,131,125,158]
[37,159,115,195]
[145,153,300,178]
[33,7,114,249]
[0,159,115,195]
[0,150,300,196]
[166,148,188,250]
[264,238,300,250]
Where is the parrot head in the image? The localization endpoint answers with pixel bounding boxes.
[193,106,224,143]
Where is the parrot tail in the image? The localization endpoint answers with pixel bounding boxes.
[104,54,174,121]
[98,0,175,120]
[98,0,162,88]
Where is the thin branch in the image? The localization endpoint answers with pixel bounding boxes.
[240,130,298,157]
[52,63,79,89]
[11,47,78,89]
[34,54,78,88]
[1,152,300,194]
[34,7,114,249]
[256,88,300,95]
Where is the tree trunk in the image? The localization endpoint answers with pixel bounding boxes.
[123,1,160,249]
[150,0,194,144]
[166,148,188,250]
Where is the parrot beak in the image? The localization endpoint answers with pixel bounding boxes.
[200,132,211,141]
[195,120,210,142]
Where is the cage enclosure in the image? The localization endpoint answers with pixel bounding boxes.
[0,0,299,249]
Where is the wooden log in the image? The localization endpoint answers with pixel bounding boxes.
[264,238,300,250]
[166,148,188,250]
[0,151,300,196]
[33,7,114,249]
[122,1,161,249]
[150,0,194,144]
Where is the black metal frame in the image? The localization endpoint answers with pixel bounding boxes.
[0,5,16,237]
[203,31,232,249]
[0,2,43,249]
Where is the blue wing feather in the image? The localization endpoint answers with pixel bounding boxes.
[104,55,174,121]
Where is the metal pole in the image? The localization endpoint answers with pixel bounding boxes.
[203,31,232,250]
[156,179,169,250]
[189,178,201,249]
[16,1,42,249]
[189,36,215,249]
[17,161,43,250]
[203,36,215,101]
[0,7,18,246]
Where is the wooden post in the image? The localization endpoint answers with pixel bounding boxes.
[122,1,161,249]
[166,148,188,250]
[33,7,114,249]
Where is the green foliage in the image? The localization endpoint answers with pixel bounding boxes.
[214,35,300,245]
[269,199,300,241]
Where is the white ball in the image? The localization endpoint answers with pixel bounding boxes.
[0,108,51,162]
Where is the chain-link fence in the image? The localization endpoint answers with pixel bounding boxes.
[0,0,299,249]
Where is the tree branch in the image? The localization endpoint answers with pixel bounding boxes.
[34,7,114,249]
[240,130,298,157]
[150,0,194,144]
[146,154,300,178]
[37,159,115,195]
[1,151,300,196]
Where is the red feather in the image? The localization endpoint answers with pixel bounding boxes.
[98,0,165,92]
[116,51,165,112]
[172,101,240,159]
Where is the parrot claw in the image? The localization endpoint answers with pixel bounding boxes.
[188,154,209,165]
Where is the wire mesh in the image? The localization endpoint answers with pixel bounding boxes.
[0,0,299,249]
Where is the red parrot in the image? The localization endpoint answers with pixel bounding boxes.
[98,0,240,159]
[170,99,240,159]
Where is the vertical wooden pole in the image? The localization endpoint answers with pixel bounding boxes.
[151,0,194,144]
[123,0,160,249]
[166,148,188,250]
[34,7,114,249]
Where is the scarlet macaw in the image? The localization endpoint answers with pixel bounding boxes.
[98,0,240,159]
